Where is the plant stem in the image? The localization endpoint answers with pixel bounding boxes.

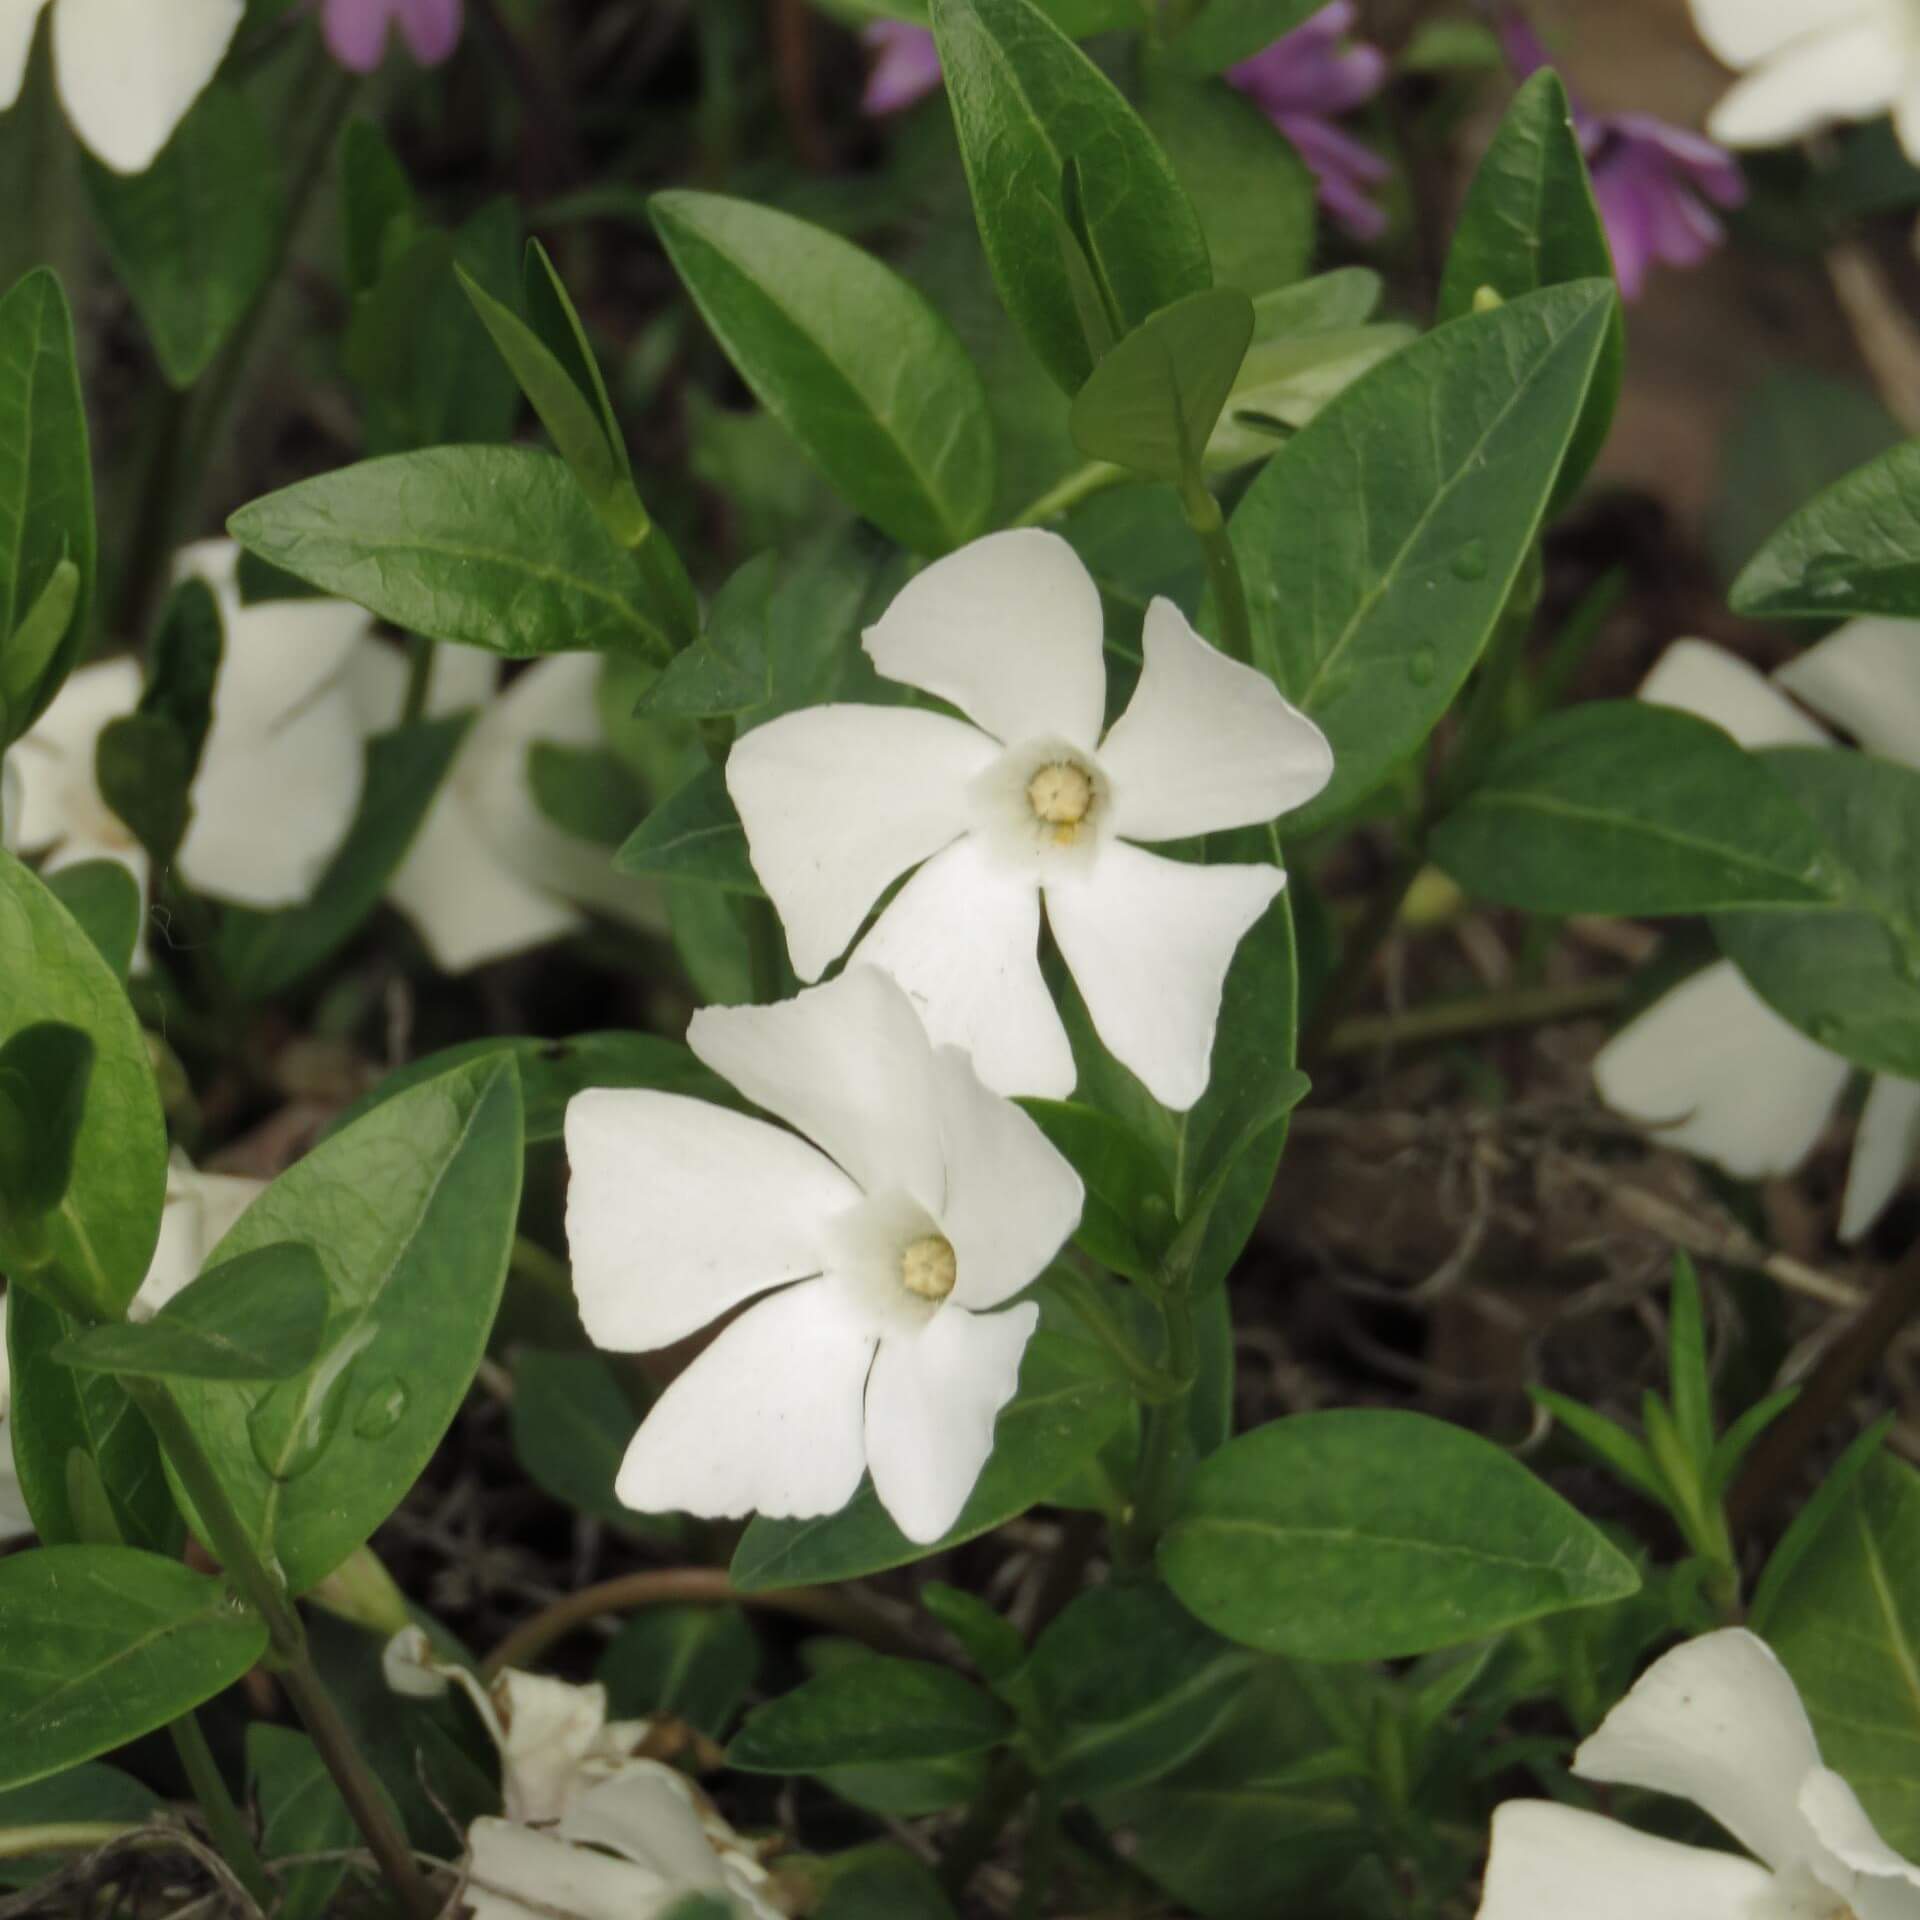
[0,1823,141,1862]
[938,1754,1034,1900]
[1181,479,1254,666]
[1322,977,1626,1056]
[1011,461,1127,528]
[400,635,438,726]
[1116,1283,1198,1570]
[1015,1783,1062,1920]
[168,1710,273,1911]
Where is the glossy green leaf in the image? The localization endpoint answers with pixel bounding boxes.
[615,761,762,893]
[511,1349,650,1533]
[0,270,96,730]
[639,552,774,720]
[0,1765,161,1889]
[653,191,995,555]
[730,1334,1132,1590]
[729,1658,1011,1772]
[1429,702,1840,914]
[41,863,140,982]
[1159,1410,1641,1660]
[1070,289,1254,484]
[1251,267,1384,341]
[0,1023,90,1223]
[141,579,222,775]
[1168,0,1324,72]
[55,1243,330,1383]
[339,116,416,298]
[0,1548,267,1790]
[1024,1100,1176,1283]
[1716,749,1920,1077]
[0,560,78,745]
[812,1846,958,1920]
[1731,437,1920,620]
[82,85,280,388]
[0,852,165,1315]
[931,0,1211,393]
[229,447,679,662]
[1228,280,1617,831]
[167,1059,524,1594]
[526,741,647,847]
[597,1605,761,1737]
[920,1584,1026,1684]
[93,714,191,868]
[249,1726,370,1920]
[524,240,629,483]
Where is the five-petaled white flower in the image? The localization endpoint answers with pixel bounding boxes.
[1478,1628,1920,1920]
[0,0,244,174]
[564,965,1083,1543]
[1689,0,1920,164]
[1594,628,1920,1241]
[727,530,1332,1109]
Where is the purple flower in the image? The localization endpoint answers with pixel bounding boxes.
[861,22,943,116]
[317,0,464,74]
[1224,1,1391,241]
[1500,13,1746,301]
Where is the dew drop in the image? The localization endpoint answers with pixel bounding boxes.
[1408,646,1437,687]
[1802,554,1855,602]
[1809,1013,1845,1048]
[248,1321,378,1482]
[354,1377,410,1441]
[1449,540,1489,582]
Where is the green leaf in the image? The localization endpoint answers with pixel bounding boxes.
[248,1726,370,1920]
[728,1658,1011,1772]
[217,715,471,1000]
[0,1023,90,1223]
[0,270,96,731]
[1731,437,1920,620]
[511,1349,656,1535]
[731,1334,1132,1590]
[931,0,1212,393]
[229,447,679,663]
[82,85,280,388]
[1531,1388,1669,1507]
[41,863,140,982]
[166,1059,525,1594]
[0,1548,268,1790]
[1750,1417,1891,1633]
[0,560,78,745]
[596,1605,761,1737]
[1762,1453,1920,1853]
[1715,749,1920,1077]
[812,1846,958,1920]
[652,192,995,555]
[140,580,222,775]
[1168,0,1324,73]
[1436,69,1623,504]
[0,1765,160,1889]
[526,741,648,847]
[1251,268,1384,340]
[54,1243,330,1383]
[1227,281,1617,831]
[1023,1100,1176,1284]
[1070,289,1253,484]
[615,761,762,893]
[0,852,165,1315]
[1428,702,1841,914]
[1667,1253,1713,1469]
[339,116,416,297]
[919,1584,1026,1684]
[524,240,630,491]
[93,714,191,867]
[1159,1410,1642,1660]
[639,552,774,721]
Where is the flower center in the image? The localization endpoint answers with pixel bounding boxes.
[1026,761,1094,841]
[899,1233,957,1302]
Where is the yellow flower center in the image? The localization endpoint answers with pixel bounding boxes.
[1026,761,1094,844]
[900,1233,957,1302]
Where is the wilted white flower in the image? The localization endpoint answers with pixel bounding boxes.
[1478,1628,1920,1920]
[1689,0,1920,163]
[0,0,243,174]
[0,1319,31,1540]
[1594,630,1920,1240]
[135,1156,266,1320]
[727,531,1332,1109]
[565,966,1082,1543]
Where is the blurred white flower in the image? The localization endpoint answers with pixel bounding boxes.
[1478,1628,1920,1920]
[1594,630,1920,1240]
[727,531,1332,1109]
[0,0,244,174]
[134,1156,266,1320]
[1689,0,1920,162]
[0,1316,31,1540]
[565,966,1082,1542]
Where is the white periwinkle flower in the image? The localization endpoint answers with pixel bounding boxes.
[1593,630,1920,1240]
[1478,1628,1920,1920]
[0,0,244,175]
[727,530,1333,1109]
[565,965,1083,1543]
[1690,0,1920,163]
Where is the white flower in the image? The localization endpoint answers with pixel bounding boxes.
[346,646,666,974]
[0,0,244,175]
[1690,0,1920,163]
[1594,630,1920,1242]
[135,1156,266,1320]
[0,1315,32,1540]
[1478,1628,1920,1920]
[564,965,1083,1543]
[726,531,1333,1109]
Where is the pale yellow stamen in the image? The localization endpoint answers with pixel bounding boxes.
[1026,762,1094,845]
[900,1234,957,1302]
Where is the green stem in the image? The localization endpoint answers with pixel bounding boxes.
[169,1710,273,1910]
[1011,461,1128,528]
[1015,1783,1062,1920]
[1117,1284,1198,1569]
[400,635,438,726]
[1322,977,1626,1056]
[0,1822,141,1861]
[1181,479,1254,666]
[938,1754,1035,1901]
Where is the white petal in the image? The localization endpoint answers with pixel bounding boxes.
[1045,844,1284,1113]
[1475,1800,1774,1920]
[491,1670,616,1824]
[6,656,141,854]
[862,530,1108,750]
[687,967,947,1211]
[386,786,583,974]
[51,0,243,173]
[1801,1768,1920,1910]
[864,1302,1038,1544]
[929,1045,1081,1312]
[209,596,377,733]
[0,1,48,109]
[613,1279,876,1523]
[1774,618,1920,771]
[1706,20,1905,150]
[1099,598,1333,842]
[132,1161,265,1319]
[1842,1075,1920,1242]
[465,1819,674,1920]
[565,1088,858,1355]
[1639,639,1829,750]
[43,839,149,978]
[170,537,241,600]
[1689,0,1874,68]
[852,835,1073,1101]
[381,1625,449,1700]
[557,1766,730,1888]
[727,704,994,983]
[1573,1628,1823,1874]
[175,685,367,907]
[1592,961,1850,1180]
[343,636,498,732]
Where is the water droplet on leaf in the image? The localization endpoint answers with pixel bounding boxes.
[248,1321,378,1482]
[1408,647,1437,687]
[353,1377,410,1441]
[1802,555,1855,602]
[1450,540,1489,582]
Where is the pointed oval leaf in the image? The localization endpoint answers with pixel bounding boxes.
[728,1658,1011,1773]
[1168,0,1326,73]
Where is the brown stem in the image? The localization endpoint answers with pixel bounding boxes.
[770,0,831,171]
[1323,977,1626,1056]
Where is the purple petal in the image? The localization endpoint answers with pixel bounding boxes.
[320,0,401,73]
[1611,111,1748,206]
[398,0,462,65]
[1591,158,1656,301]
[1277,111,1392,186]
[862,23,942,116]
[1226,0,1386,115]
[1497,12,1553,82]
